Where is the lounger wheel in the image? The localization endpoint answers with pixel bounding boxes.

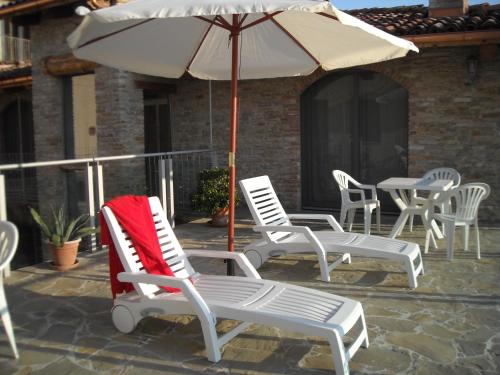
[112,305,136,333]
[243,249,263,269]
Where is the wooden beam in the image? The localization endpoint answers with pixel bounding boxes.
[0,0,75,17]
[404,30,500,48]
[0,0,114,18]
[43,53,98,76]
[0,75,32,89]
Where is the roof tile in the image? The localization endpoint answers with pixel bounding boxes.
[348,4,500,36]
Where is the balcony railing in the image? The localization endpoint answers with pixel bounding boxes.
[0,36,31,65]
[0,149,214,273]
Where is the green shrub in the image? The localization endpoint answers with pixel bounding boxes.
[192,168,239,216]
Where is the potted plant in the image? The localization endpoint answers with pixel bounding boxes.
[192,167,238,227]
[30,206,97,271]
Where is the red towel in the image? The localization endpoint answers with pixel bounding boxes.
[99,195,180,299]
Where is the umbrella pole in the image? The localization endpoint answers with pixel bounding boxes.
[227,14,240,276]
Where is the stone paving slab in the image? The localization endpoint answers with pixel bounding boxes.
[0,219,499,374]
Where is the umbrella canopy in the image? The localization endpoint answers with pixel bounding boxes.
[68,0,417,80]
[68,0,418,273]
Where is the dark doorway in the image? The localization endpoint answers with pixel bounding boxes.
[0,96,42,268]
[301,70,408,212]
[144,90,172,196]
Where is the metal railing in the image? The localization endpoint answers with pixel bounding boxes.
[0,149,214,268]
[0,36,31,64]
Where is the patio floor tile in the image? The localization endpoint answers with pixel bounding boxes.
[1,218,499,374]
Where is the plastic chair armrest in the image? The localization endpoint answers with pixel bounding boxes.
[287,214,343,232]
[253,225,326,256]
[358,184,378,200]
[118,272,190,289]
[346,188,366,202]
[185,250,261,279]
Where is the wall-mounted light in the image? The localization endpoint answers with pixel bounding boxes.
[466,56,479,81]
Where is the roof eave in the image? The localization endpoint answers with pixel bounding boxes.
[403,30,500,48]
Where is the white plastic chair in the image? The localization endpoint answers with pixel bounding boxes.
[408,167,461,232]
[0,221,19,359]
[430,183,490,260]
[332,170,380,235]
[240,176,424,288]
[102,197,368,375]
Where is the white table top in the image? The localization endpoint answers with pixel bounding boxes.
[377,177,453,192]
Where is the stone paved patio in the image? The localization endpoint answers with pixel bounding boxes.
[1,217,499,374]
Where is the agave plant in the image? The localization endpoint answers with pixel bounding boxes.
[30,206,97,247]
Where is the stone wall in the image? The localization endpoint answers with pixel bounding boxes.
[170,46,500,223]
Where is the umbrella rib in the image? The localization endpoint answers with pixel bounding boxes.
[267,15,320,66]
[186,21,214,72]
[76,19,155,49]
[196,16,231,31]
[240,11,282,30]
[237,14,248,28]
[215,15,232,29]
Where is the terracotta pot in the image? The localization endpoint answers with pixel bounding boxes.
[210,207,229,227]
[49,239,81,271]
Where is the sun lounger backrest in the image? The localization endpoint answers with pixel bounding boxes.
[239,176,292,242]
[102,196,195,296]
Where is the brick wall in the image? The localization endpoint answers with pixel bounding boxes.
[31,16,81,257]
[30,16,145,259]
[95,66,145,200]
[170,46,500,223]
[28,14,500,226]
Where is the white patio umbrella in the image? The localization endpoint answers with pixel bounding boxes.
[68,0,418,274]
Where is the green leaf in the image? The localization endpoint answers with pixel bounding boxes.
[51,234,62,247]
[63,218,78,243]
[192,167,239,216]
[29,207,52,240]
[73,227,97,240]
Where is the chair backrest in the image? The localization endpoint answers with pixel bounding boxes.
[332,170,359,202]
[239,176,292,243]
[102,197,195,296]
[423,167,461,188]
[449,183,490,221]
[0,221,18,273]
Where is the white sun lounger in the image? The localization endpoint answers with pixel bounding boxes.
[102,196,368,375]
[239,176,424,288]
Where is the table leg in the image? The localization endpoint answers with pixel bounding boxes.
[431,219,444,239]
[427,192,444,240]
[422,200,438,249]
[387,190,409,239]
[389,212,410,239]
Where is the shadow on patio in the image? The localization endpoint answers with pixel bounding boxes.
[1,218,499,374]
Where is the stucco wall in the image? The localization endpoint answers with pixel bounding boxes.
[170,46,500,223]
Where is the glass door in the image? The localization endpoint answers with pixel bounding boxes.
[301,70,408,212]
[144,90,172,196]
